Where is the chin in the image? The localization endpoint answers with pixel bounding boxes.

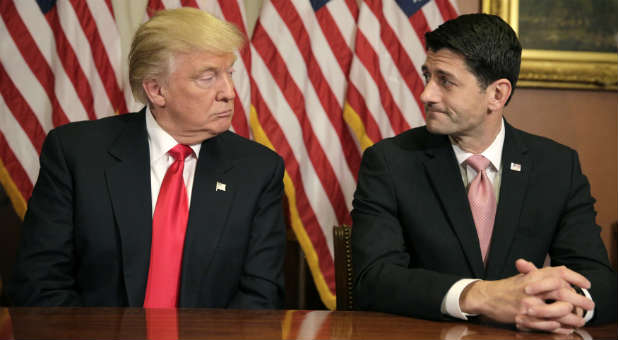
[207,122,232,136]
[426,121,446,135]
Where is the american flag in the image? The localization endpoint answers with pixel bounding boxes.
[252,0,457,309]
[346,0,458,146]
[0,0,134,219]
[0,0,458,310]
[251,0,360,310]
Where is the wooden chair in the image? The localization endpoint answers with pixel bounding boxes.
[333,224,353,310]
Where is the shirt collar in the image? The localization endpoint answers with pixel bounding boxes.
[146,106,201,162]
[451,119,505,171]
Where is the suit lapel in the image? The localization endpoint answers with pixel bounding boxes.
[104,110,152,306]
[423,136,485,278]
[179,133,236,306]
[485,123,529,278]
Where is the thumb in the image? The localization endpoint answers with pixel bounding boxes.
[516,258,538,274]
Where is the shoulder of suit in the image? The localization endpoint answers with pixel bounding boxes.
[52,111,141,136]
[215,131,283,162]
[45,111,144,154]
[507,124,576,154]
[369,125,444,152]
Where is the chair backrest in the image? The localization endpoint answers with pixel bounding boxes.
[333,224,353,310]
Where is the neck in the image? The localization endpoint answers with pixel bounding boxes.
[170,133,211,146]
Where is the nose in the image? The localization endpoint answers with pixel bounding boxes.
[420,80,438,106]
[216,72,236,102]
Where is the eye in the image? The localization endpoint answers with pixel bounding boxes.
[194,72,216,87]
[422,72,430,84]
[438,75,453,87]
[198,74,214,82]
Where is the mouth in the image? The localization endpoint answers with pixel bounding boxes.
[425,110,445,118]
[215,109,234,118]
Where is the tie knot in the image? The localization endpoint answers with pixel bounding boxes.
[168,144,193,161]
[466,154,490,172]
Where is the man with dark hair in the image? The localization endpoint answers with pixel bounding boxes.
[352,13,616,333]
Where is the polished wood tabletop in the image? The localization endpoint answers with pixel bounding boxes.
[0,307,615,339]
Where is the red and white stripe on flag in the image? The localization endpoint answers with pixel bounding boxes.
[345,0,458,149]
[0,0,129,218]
[250,0,359,310]
[145,0,252,139]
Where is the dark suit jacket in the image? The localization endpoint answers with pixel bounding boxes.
[352,122,616,324]
[8,110,286,308]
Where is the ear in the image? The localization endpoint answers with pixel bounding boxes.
[142,78,167,107]
[487,78,512,111]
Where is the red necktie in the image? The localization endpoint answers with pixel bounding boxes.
[466,155,496,265]
[144,144,193,308]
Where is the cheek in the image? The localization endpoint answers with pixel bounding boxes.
[450,95,482,118]
[442,99,462,119]
[186,94,216,112]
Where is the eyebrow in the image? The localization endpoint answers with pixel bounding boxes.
[436,70,455,79]
[422,65,456,80]
[195,66,218,74]
[197,60,236,73]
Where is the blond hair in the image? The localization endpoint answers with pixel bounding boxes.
[129,7,245,104]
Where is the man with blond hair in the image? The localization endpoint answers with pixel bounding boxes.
[9,8,286,309]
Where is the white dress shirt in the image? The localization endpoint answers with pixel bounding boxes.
[439,119,593,323]
[146,107,201,215]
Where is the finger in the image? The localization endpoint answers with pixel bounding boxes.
[515,314,563,333]
[555,311,587,329]
[526,300,573,319]
[541,287,595,312]
[516,258,538,275]
[524,276,569,295]
[519,295,547,314]
[524,266,591,294]
[524,295,588,329]
[554,266,591,290]
[552,327,576,335]
[515,322,533,332]
[516,321,574,336]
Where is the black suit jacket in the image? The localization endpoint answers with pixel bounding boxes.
[352,122,616,324]
[9,110,286,308]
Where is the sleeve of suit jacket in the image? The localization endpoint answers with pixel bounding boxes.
[8,129,82,306]
[227,155,286,309]
[351,142,463,320]
[549,150,617,325]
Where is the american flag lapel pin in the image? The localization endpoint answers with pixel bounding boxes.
[216,181,226,192]
[510,162,521,172]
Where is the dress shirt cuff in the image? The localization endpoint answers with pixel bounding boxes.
[441,279,480,320]
[581,288,594,323]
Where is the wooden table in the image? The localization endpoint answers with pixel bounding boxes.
[0,308,615,339]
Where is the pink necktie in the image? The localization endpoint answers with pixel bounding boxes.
[466,155,496,265]
[144,144,193,308]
